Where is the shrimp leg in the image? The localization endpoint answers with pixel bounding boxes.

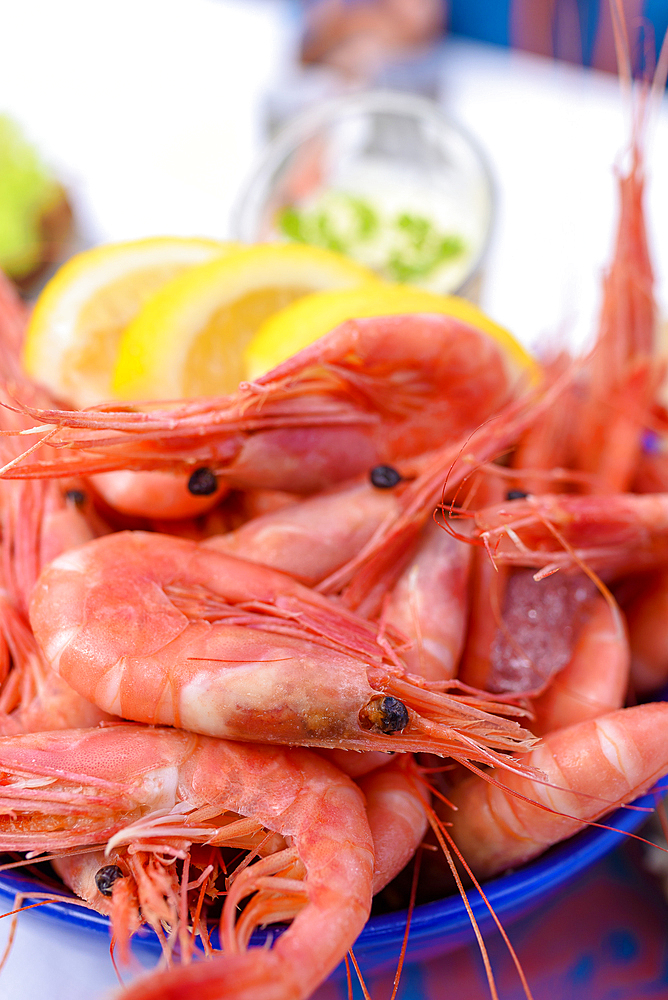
[0,724,374,1000]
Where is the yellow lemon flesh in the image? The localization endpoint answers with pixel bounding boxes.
[112,243,378,400]
[23,236,235,407]
[245,283,537,384]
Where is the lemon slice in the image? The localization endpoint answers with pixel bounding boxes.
[245,283,537,384]
[112,243,378,400]
[23,236,235,407]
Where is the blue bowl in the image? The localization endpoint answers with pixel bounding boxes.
[0,781,661,978]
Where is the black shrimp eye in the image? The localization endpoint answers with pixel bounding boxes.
[187,467,218,496]
[359,696,409,734]
[95,864,124,897]
[370,465,402,489]
[506,489,529,501]
[65,489,86,506]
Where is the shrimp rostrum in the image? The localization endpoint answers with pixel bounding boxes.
[0,724,374,1000]
[29,530,537,771]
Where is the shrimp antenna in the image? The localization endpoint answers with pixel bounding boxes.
[424,805,501,1000]
[347,949,372,1000]
[389,845,423,1000]
[426,803,536,1000]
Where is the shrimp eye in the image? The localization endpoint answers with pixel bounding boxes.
[65,489,86,506]
[370,465,402,489]
[188,467,218,496]
[359,696,409,734]
[506,489,529,501]
[95,864,124,896]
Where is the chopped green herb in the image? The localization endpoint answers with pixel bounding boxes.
[276,189,466,286]
[278,206,309,243]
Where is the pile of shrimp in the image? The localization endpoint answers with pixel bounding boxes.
[1,16,668,1000]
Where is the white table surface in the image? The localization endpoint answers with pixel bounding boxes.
[0,3,667,997]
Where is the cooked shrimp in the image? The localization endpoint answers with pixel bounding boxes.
[29,530,537,769]
[574,104,660,492]
[383,521,470,681]
[461,565,597,695]
[531,592,630,734]
[206,478,402,586]
[90,468,228,520]
[211,488,469,681]
[0,598,109,735]
[358,754,429,894]
[622,568,668,691]
[446,701,668,879]
[318,389,549,614]
[0,267,29,366]
[469,491,668,578]
[0,312,530,495]
[0,724,375,1000]
[51,849,143,960]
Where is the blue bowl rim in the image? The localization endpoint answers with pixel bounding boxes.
[0,778,663,961]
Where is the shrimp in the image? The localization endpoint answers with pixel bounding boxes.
[446,701,668,880]
[383,521,471,681]
[206,478,402,587]
[531,592,630,734]
[0,312,531,496]
[469,491,668,579]
[0,601,109,734]
[211,487,469,681]
[357,754,429,894]
[511,13,662,497]
[573,93,660,492]
[0,724,375,999]
[29,530,538,769]
[0,451,111,733]
[622,567,668,692]
[467,564,600,695]
[317,389,552,614]
[89,468,229,520]
[52,754,428,948]
[0,268,30,367]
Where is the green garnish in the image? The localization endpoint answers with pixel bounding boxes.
[278,193,465,285]
[0,115,61,279]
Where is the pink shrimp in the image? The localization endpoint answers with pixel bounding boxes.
[0,312,530,496]
[511,13,664,497]
[89,468,229,520]
[357,754,429,894]
[622,567,668,691]
[211,488,470,681]
[446,701,668,880]
[0,724,374,999]
[573,90,660,492]
[383,521,470,681]
[206,478,402,586]
[468,491,668,579]
[0,451,112,734]
[0,268,30,367]
[0,601,109,734]
[531,592,630,734]
[29,530,537,769]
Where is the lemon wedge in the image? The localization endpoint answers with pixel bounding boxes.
[111,243,377,400]
[23,236,235,407]
[245,283,537,384]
